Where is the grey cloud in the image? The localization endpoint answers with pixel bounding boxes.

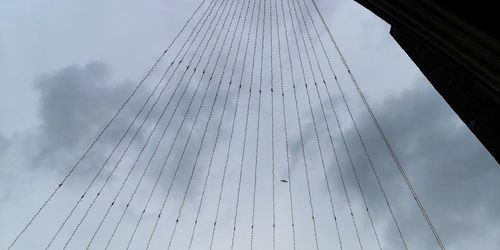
[25,62,147,178]
[0,134,9,154]
[334,78,500,249]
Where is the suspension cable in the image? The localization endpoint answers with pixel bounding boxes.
[184,0,252,248]
[303,0,408,246]
[297,0,408,248]
[230,0,263,248]
[126,1,250,247]
[45,59,166,249]
[105,0,238,247]
[47,0,219,246]
[7,1,209,248]
[299,1,408,249]
[51,1,222,249]
[84,0,232,248]
[287,0,348,248]
[104,0,240,240]
[292,0,386,248]
[250,0,267,248]
[282,0,320,248]
[163,0,245,248]
[275,0,297,248]
[269,0,277,248]
[136,0,242,248]
[309,0,445,249]
[208,0,258,248]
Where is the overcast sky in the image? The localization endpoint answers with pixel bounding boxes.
[1,0,499,249]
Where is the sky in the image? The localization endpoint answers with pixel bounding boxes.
[0,0,499,249]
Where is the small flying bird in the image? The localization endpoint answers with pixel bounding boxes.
[280,179,288,183]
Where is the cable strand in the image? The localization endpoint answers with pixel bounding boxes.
[309,0,445,249]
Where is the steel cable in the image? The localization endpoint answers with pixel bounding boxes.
[52,1,222,249]
[184,0,252,248]
[275,0,298,248]
[207,0,258,248]
[250,0,267,248]
[163,0,245,248]
[309,0,445,248]
[282,0,320,248]
[7,1,209,248]
[84,0,232,248]
[229,0,263,248]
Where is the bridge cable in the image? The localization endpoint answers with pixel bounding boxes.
[162,0,246,248]
[275,0,298,248]
[250,0,267,249]
[297,0,409,248]
[183,0,252,248]
[297,0,408,248]
[309,0,445,249]
[97,0,237,248]
[144,0,240,247]
[132,0,243,248]
[282,0,320,248]
[103,2,224,248]
[51,1,222,249]
[287,0,349,248]
[103,0,240,245]
[46,1,220,248]
[269,0,277,249]
[207,0,258,248]
[125,1,250,248]
[84,0,233,248]
[6,0,209,248]
[45,52,168,249]
[230,0,263,248]
[293,0,386,248]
